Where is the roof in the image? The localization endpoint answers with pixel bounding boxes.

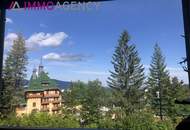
[25,66,60,92]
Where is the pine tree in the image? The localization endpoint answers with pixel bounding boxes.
[107,31,145,113]
[2,34,28,114]
[147,44,170,120]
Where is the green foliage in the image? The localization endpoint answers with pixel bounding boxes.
[167,77,190,123]
[107,31,145,93]
[146,44,190,124]
[0,111,177,130]
[99,111,175,130]
[63,79,108,126]
[107,31,145,114]
[0,30,189,130]
[147,44,171,120]
[1,34,28,116]
[81,80,104,123]
[63,81,88,107]
[0,112,80,128]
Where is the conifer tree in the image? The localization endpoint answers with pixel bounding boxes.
[107,31,145,113]
[2,34,28,113]
[147,44,170,120]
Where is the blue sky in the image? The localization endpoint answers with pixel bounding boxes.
[4,0,188,86]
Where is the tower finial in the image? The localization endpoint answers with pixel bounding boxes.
[38,57,44,75]
[31,66,37,80]
[40,57,43,66]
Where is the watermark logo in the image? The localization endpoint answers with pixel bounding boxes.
[8,1,101,11]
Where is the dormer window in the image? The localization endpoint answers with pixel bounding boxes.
[42,83,48,87]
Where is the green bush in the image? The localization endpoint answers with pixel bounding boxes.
[0,112,80,128]
[0,111,180,129]
[98,111,175,130]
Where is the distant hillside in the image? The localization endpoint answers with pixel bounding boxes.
[24,79,71,90]
[53,79,71,90]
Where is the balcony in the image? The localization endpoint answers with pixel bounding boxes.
[52,106,61,111]
[44,94,60,98]
[41,101,50,105]
[52,100,61,104]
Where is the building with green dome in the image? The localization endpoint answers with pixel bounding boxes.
[16,63,62,116]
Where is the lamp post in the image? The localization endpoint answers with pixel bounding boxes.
[156,90,163,120]
[156,91,160,99]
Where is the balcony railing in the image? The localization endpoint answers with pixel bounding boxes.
[52,100,61,104]
[44,94,60,98]
[41,100,61,104]
[41,101,49,105]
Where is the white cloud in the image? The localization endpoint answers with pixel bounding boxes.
[43,52,87,62]
[26,32,68,49]
[5,33,18,40]
[43,53,61,60]
[6,18,13,24]
[4,32,68,51]
[4,33,18,49]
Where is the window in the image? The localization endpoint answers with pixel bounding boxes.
[44,98,48,102]
[54,97,58,101]
[33,102,36,107]
[42,83,48,87]
[54,104,58,107]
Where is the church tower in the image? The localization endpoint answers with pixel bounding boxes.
[31,68,37,80]
[38,58,44,75]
